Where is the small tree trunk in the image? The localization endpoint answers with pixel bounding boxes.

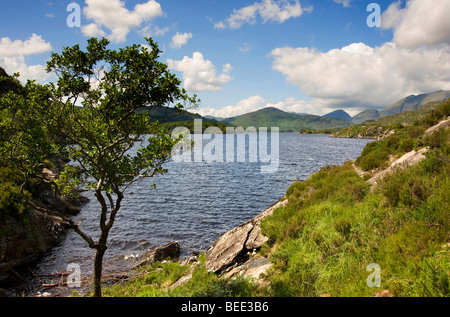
[93,244,107,297]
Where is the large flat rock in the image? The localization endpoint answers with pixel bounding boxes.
[205,199,287,273]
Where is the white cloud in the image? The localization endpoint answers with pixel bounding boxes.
[0,34,53,83]
[333,0,351,8]
[170,32,192,49]
[82,0,164,43]
[82,23,107,38]
[267,0,450,113]
[270,42,450,110]
[195,96,339,119]
[214,0,312,30]
[382,0,450,48]
[140,25,170,37]
[166,52,232,92]
[196,96,266,118]
[0,34,52,57]
[239,43,252,52]
[265,97,335,115]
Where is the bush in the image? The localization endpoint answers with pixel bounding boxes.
[399,138,414,152]
[380,162,433,208]
[286,181,308,199]
[334,217,352,238]
[356,141,391,171]
[376,222,446,296]
[0,166,29,222]
[423,128,449,150]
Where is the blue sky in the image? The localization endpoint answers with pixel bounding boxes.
[1,0,450,117]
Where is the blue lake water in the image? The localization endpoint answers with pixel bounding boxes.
[15,133,373,296]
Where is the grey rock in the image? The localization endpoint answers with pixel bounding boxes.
[0,210,69,277]
[223,257,272,280]
[135,241,180,268]
[205,199,287,273]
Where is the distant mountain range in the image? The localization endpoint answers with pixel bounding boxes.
[2,66,449,133]
[323,109,352,121]
[222,107,351,132]
[142,90,450,133]
[199,90,450,132]
[349,90,450,124]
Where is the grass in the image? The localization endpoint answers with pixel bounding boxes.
[258,100,450,297]
[98,100,450,298]
[102,254,261,297]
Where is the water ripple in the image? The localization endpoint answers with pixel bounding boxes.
[19,133,371,295]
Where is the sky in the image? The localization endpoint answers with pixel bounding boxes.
[1,0,450,117]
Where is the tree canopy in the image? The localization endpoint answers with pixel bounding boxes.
[0,37,198,297]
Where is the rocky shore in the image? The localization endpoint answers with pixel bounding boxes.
[0,192,89,289]
[151,199,289,290]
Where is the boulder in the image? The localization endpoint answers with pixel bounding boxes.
[135,241,180,268]
[223,257,272,280]
[424,117,450,135]
[368,147,428,189]
[205,199,287,273]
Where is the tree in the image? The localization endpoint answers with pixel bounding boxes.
[45,37,198,297]
[0,72,63,201]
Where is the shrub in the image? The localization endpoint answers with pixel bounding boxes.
[286,181,308,199]
[380,163,433,208]
[356,141,390,171]
[334,217,352,238]
[0,166,30,222]
[376,222,446,296]
[399,138,414,152]
[423,128,449,150]
[408,253,450,297]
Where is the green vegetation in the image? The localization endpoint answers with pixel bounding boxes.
[381,90,450,117]
[0,68,61,231]
[355,99,450,171]
[44,37,198,297]
[160,120,230,134]
[297,128,339,135]
[334,99,449,139]
[0,166,30,227]
[1,38,198,297]
[94,100,449,298]
[258,100,450,297]
[102,254,259,297]
[137,105,233,133]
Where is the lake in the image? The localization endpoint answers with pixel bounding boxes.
[9,133,373,296]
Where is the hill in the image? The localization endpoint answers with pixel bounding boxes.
[136,106,232,133]
[332,99,449,139]
[223,107,351,132]
[380,90,450,117]
[351,109,381,124]
[323,109,352,121]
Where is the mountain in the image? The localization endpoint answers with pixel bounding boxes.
[380,90,450,117]
[323,110,352,121]
[204,115,224,121]
[136,106,233,133]
[136,106,208,123]
[332,99,449,139]
[351,109,381,124]
[223,107,351,132]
